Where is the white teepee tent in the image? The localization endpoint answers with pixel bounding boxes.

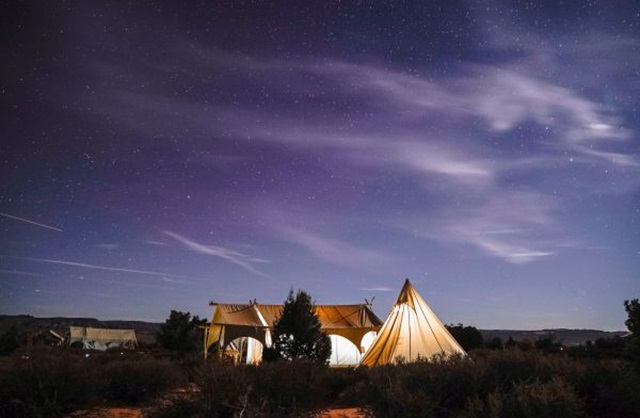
[360,279,466,366]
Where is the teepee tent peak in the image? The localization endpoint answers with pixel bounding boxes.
[396,278,418,308]
[359,279,466,367]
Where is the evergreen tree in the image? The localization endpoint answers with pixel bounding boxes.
[157,310,206,356]
[625,299,640,336]
[624,299,640,371]
[446,323,484,351]
[264,289,331,363]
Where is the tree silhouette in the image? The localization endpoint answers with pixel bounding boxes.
[446,323,484,351]
[624,299,640,371]
[0,324,21,355]
[264,289,331,363]
[157,310,206,356]
[485,336,504,350]
[625,299,640,336]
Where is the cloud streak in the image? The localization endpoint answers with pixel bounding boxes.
[3,256,205,281]
[163,231,271,278]
[0,212,63,232]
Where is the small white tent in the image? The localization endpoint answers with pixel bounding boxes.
[69,326,137,351]
[360,279,466,367]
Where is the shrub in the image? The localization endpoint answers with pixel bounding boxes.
[0,348,93,418]
[464,376,586,418]
[193,360,253,417]
[191,359,335,417]
[96,356,183,404]
[364,354,481,417]
[570,359,640,418]
[252,360,330,415]
[361,349,640,418]
[0,348,185,417]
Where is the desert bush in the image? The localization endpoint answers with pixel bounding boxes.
[252,360,331,415]
[189,359,336,417]
[0,348,186,417]
[323,366,367,402]
[364,354,482,417]
[362,349,640,418]
[485,337,503,350]
[0,348,94,418]
[569,337,627,360]
[193,360,253,417]
[96,355,183,404]
[3,345,640,418]
[569,359,640,418]
[463,376,586,418]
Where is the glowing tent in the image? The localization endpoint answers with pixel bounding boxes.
[204,302,382,366]
[359,279,466,367]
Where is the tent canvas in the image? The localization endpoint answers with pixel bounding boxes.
[204,302,383,366]
[359,279,466,367]
[69,326,137,351]
[329,332,377,366]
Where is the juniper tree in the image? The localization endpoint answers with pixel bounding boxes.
[264,289,331,363]
[624,299,640,372]
[157,310,206,356]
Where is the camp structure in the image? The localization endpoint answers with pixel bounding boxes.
[359,279,466,367]
[204,302,383,366]
[69,326,138,351]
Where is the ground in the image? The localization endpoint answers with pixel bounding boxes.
[68,406,366,418]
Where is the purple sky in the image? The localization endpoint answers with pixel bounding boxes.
[2,1,639,330]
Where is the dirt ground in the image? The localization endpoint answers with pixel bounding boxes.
[315,407,366,417]
[68,406,366,418]
[67,408,142,418]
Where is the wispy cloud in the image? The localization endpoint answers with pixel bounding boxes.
[383,141,494,186]
[280,227,391,268]
[91,40,639,183]
[402,192,560,264]
[0,212,63,232]
[359,287,394,292]
[163,231,270,278]
[85,35,638,268]
[310,60,637,168]
[144,240,169,246]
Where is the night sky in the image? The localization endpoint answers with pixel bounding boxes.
[2,1,639,330]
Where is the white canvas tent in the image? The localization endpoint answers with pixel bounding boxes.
[69,326,137,351]
[360,279,466,366]
[204,302,383,366]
